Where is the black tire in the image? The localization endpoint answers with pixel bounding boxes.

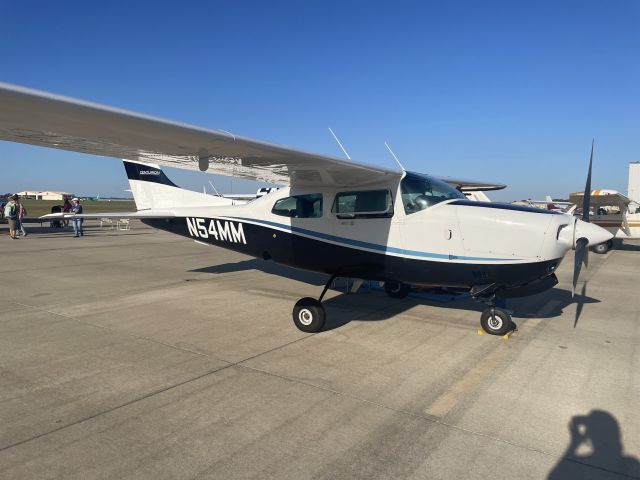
[384,281,411,299]
[592,242,610,254]
[292,297,326,333]
[480,307,513,336]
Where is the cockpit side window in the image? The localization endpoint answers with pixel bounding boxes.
[272,193,323,218]
[332,189,393,219]
[401,174,465,215]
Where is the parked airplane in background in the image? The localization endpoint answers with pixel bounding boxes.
[570,189,640,253]
[463,191,492,202]
[512,197,575,213]
[0,83,612,335]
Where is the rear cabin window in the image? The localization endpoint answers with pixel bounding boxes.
[401,173,465,215]
[331,190,393,219]
[271,193,323,218]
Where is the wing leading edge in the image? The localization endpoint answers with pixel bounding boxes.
[437,176,506,192]
[0,82,400,188]
[0,82,505,191]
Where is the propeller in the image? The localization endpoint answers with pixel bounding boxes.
[573,237,589,297]
[582,140,593,223]
[572,140,594,297]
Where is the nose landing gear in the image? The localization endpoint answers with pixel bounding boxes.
[480,306,515,336]
[471,284,517,336]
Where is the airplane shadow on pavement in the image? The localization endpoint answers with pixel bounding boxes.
[1,225,152,239]
[614,241,640,252]
[548,410,640,479]
[191,258,600,332]
[192,259,329,286]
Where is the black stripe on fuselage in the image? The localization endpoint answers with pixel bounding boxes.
[450,199,562,215]
[145,217,561,293]
[123,161,178,187]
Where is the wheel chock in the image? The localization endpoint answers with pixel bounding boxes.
[502,330,515,340]
[477,329,485,335]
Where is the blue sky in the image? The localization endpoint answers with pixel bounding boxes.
[1,0,638,201]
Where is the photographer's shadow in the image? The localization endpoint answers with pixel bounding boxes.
[548,410,640,479]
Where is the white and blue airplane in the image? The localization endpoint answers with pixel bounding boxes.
[0,83,612,335]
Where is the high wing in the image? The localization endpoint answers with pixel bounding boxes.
[0,82,505,190]
[570,190,633,236]
[0,82,399,188]
[570,190,631,207]
[437,176,506,192]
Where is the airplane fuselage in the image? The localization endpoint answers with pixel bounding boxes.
[141,172,607,299]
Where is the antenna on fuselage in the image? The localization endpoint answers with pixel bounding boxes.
[208,179,221,196]
[328,127,351,160]
[384,141,406,172]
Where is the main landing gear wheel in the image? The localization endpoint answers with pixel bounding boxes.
[384,281,411,299]
[292,297,326,333]
[480,307,514,336]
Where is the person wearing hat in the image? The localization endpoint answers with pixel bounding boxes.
[71,197,84,237]
[4,195,20,239]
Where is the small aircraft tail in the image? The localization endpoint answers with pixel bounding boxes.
[123,160,234,210]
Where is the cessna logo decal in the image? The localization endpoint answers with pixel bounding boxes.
[139,170,161,175]
[186,218,246,244]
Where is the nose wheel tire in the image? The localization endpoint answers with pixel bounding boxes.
[592,239,613,254]
[292,297,326,333]
[384,281,411,299]
[480,307,514,336]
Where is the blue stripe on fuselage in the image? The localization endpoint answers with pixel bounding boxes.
[223,216,521,262]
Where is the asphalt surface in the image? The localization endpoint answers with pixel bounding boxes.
[1,221,639,479]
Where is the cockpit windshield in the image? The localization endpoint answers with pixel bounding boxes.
[401,173,465,215]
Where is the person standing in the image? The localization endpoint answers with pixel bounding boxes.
[17,198,27,237]
[62,197,72,227]
[71,197,83,237]
[4,195,19,239]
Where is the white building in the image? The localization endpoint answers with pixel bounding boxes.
[628,162,640,205]
[16,191,74,201]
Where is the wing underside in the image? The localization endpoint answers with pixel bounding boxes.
[570,191,631,207]
[0,83,400,188]
[437,176,506,192]
[0,82,505,191]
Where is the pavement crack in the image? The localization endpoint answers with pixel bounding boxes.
[232,362,640,480]
[0,363,233,453]
[10,301,212,358]
[0,304,316,454]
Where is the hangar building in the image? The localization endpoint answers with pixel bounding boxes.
[16,191,74,201]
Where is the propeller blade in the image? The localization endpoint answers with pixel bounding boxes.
[573,238,589,297]
[583,247,589,269]
[582,140,594,223]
